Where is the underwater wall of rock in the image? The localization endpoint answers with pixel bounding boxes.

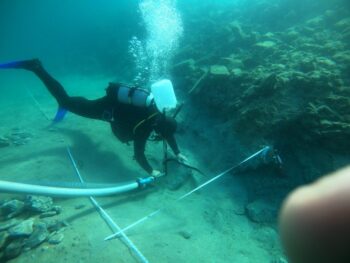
[172,0,350,196]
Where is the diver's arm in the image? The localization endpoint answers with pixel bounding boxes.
[165,134,180,155]
[134,136,153,174]
[165,134,189,163]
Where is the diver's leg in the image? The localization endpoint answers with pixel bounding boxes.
[26,60,70,106]
[58,96,111,120]
[3,59,110,120]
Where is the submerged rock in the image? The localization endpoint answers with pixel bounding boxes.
[231,68,243,77]
[41,218,68,232]
[335,17,350,28]
[316,57,336,68]
[283,29,299,41]
[210,65,230,76]
[306,16,324,27]
[47,231,64,245]
[0,219,20,231]
[74,204,86,210]
[25,195,53,213]
[333,51,350,64]
[8,219,34,238]
[1,199,25,219]
[23,222,49,250]
[178,230,192,240]
[39,211,58,219]
[255,41,276,49]
[4,239,24,260]
[245,199,277,223]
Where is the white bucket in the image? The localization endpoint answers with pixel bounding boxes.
[151,79,177,112]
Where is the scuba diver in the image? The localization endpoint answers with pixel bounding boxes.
[0,59,187,178]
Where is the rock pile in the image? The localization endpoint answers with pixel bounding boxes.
[0,196,67,261]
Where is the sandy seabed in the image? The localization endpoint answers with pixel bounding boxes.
[0,71,283,263]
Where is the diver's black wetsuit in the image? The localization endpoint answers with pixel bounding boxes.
[31,65,180,174]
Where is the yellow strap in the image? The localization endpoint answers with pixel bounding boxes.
[133,112,159,134]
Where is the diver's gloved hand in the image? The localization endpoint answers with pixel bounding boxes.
[151,170,164,178]
[176,153,188,164]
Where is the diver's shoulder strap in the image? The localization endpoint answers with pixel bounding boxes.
[133,112,159,135]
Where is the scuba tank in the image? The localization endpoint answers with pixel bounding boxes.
[107,79,178,111]
[107,83,154,108]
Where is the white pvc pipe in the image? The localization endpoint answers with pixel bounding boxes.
[67,147,149,263]
[0,180,139,197]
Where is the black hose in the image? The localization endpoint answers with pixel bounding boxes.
[163,158,205,176]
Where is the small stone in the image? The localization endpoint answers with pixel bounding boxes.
[8,219,34,238]
[25,195,53,213]
[74,204,86,210]
[39,211,58,219]
[255,41,276,49]
[316,57,336,68]
[41,218,67,232]
[178,230,192,239]
[0,219,20,231]
[245,200,277,223]
[306,16,324,27]
[231,68,243,77]
[210,65,230,76]
[4,239,24,259]
[47,232,64,245]
[23,222,49,249]
[264,32,274,38]
[335,18,350,28]
[1,199,25,219]
[285,29,299,40]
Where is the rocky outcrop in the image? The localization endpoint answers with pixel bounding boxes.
[172,3,350,186]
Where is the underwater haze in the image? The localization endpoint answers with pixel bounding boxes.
[0,0,350,262]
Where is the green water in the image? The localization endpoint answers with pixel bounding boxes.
[0,0,349,262]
